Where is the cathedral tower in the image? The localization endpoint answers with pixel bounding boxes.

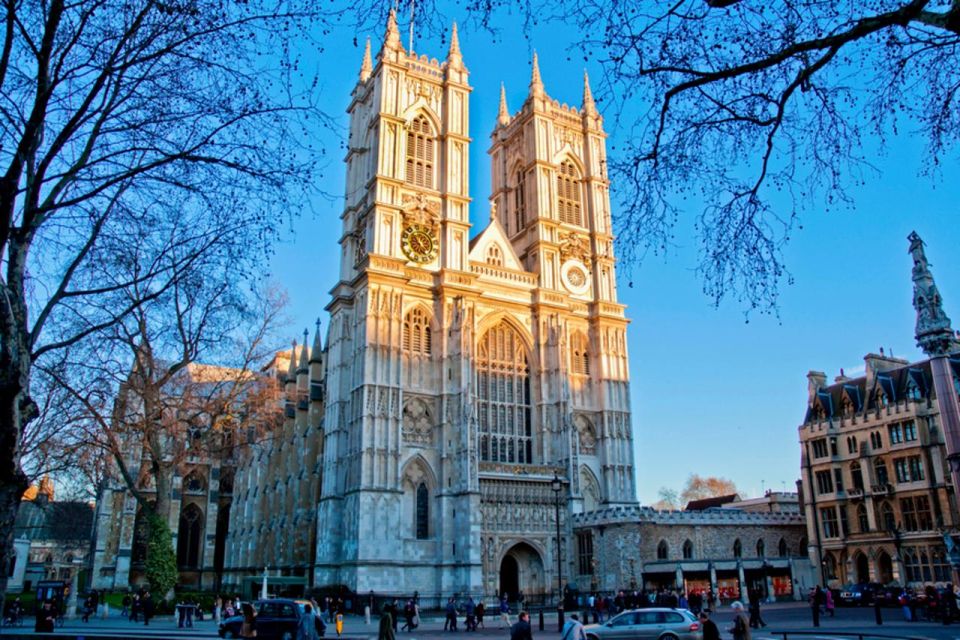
[316,18,635,601]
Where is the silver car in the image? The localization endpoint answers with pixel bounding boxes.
[583,608,702,640]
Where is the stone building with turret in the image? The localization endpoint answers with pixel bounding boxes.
[223,11,636,603]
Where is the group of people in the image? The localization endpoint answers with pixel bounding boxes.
[122,589,155,625]
[898,583,959,624]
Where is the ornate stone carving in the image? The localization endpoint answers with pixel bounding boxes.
[575,415,597,455]
[401,192,441,227]
[559,232,590,264]
[402,398,433,446]
[909,231,958,355]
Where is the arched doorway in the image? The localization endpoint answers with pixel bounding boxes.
[855,552,870,584]
[876,551,893,584]
[499,542,545,601]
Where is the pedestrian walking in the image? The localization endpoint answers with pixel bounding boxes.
[825,587,835,617]
[444,597,459,631]
[811,586,823,627]
[142,591,154,627]
[747,590,766,628]
[943,583,956,625]
[336,611,344,638]
[297,603,319,640]
[510,611,533,640]
[465,596,477,631]
[727,602,751,640]
[378,609,395,640]
[35,600,55,632]
[499,595,512,628]
[121,593,130,618]
[475,600,485,629]
[240,602,257,639]
[698,611,720,640]
[560,613,586,640]
[215,595,223,624]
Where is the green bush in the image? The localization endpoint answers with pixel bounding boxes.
[145,514,177,599]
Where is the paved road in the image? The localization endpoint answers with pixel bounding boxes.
[5,602,960,640]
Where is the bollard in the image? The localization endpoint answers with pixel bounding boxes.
[874,599,883,625]
[538,608,544,631]
[557,606,564,633]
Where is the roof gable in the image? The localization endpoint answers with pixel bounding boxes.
[468,216,524,271]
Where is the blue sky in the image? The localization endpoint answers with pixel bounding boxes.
[267,12,960,505]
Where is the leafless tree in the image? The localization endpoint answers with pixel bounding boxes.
[0,0,336,599]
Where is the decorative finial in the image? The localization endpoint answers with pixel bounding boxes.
[529,51,544,98]
[359,37,372,82]
[497,83,510,126]
[298,329,310,370]
[384,8,403,52]
[446,21,464,72]
[909,231,958,356]
[287,339,297,379]
[489,199,497,222]
[311,319,323,361]
[583,69,597,115]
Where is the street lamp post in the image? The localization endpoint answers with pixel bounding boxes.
[551,474,564,632]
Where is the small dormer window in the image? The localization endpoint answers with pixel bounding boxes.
[876,389,887,408]
[842,397,853,418]
[486,244,504,267]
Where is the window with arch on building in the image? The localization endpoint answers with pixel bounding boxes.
[682,539,693,560]
[476,321,533,464]
[850,461,864,490]
[856,503,869,532]
[657,540,669,560]
[570,332,590,376]
[799,537,808,556]
[513,170,526,233]
[183,470,206,494]
[177,504,204,569]
[486,244,504,267]
[402,307,431,356]
[778,538,788,558]
[879,501,896,531]
[874,458,889,485]
[405,115,435,189]
[733,539,742,558]
[556,161,583,226]
[415,483,429,540]
[756,539,765,557]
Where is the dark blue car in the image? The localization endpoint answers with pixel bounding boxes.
[219,599,326,639]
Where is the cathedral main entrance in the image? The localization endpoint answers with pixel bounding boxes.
[499,543,544,602]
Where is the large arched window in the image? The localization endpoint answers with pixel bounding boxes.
[657,540,669,560]
[415,483,429,540]
[477,321,532,464]
[682,539,694,560]
[556,161,583,226]
[177,504,204,569]
[570,332,590,376]
[402,308,431,356]
[405,115,435,189]
[856,503,870,532]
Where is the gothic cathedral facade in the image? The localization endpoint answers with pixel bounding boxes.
[313,12,636,600]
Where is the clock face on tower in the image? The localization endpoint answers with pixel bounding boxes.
[401,223,439,263]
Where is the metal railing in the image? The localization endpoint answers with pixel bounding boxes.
[766,632,931,640]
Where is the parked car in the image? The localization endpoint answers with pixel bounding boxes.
[584,608,702,640]
[838,584,872,607]
[219,599,325,639]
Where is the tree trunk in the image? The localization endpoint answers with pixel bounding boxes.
[0,467,29,602]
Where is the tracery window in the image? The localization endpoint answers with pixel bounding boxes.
[556,161,583,226]
[402,308,431,356]
[514,170,526,233]
[657,540,669,560]
[486,244,504,267]
[477,321,532,464]
[415,483,429,540]
[570,332,590,376]
[177,504,203,569]
[405,115,435,189]
[183,470,206,494]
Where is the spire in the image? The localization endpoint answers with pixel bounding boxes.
[446,21,466,74]
[529,51,544,98]
[497,83,510,126]
[384,8,404,53]
[359,37,372,82]
[310,318,323,363]
[298,328,310,371]
[909,231,958,356]
[286,339,297,381]
[582,69,597,115]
